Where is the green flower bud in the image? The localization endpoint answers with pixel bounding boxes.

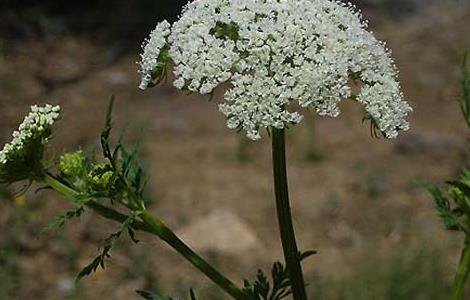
[87,163,114,191]
[59,151,86,178]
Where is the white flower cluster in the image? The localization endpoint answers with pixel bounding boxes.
[139,20,172,90]
[0,104,60,164]
[139,0,412,140]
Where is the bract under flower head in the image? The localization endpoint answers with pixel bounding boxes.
[139,0,412,140]
[0,104,60,183]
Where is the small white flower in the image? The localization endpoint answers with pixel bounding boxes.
[139,0,412,140]
[173,77,186,89]
[0,104,60,165]
[138,20,172,90]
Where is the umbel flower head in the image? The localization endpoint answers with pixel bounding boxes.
[0,104,60,183]
[139,0,412,140]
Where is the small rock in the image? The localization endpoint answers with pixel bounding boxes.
[177,209,261,255]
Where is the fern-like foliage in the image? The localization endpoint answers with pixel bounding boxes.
[420,181,467,233]
[136,250,313,300]
[39,193,93,236]
[242,250,316,300]
[421,52,470,235]
[136,289,197,300]
[76,214,139,281]
[459,51,470,130]
[40,205,85,234]
[420,169,470,235]
[99,96,149,210]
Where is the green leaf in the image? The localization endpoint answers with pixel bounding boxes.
[39,206,85,236]
[96,97,148,209]
[419,181,465,232]
[136,289,197,300]
[189,289,197,300]
[120,143,148,196]
[101,96,115,166]
[127,227,140,244]
[243,250,315,300]
[460,50,470,129]
[39,193,93,236]
[136,290,170,300]
[76,251,109,282]
[270,262,290,300]
[447,180,470,215]
[255,269,270,298]
[447,180,470,197]
[81,97,148,212]
[299,250,317,261]
[76,214,136,282]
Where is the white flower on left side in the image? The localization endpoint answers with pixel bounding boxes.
[0,104,60,165]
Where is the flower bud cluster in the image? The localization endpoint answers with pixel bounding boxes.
[87,163,114,191]
[59,151,87,178]
[59,151,115,193]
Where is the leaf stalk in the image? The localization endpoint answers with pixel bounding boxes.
[43,173,252,300]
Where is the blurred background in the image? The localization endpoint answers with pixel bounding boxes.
[0,0,470,299]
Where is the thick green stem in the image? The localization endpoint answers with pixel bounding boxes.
[139,210,250,300]
[451,238,470,300]
[44,174,251,300]
[271,128,308,300]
